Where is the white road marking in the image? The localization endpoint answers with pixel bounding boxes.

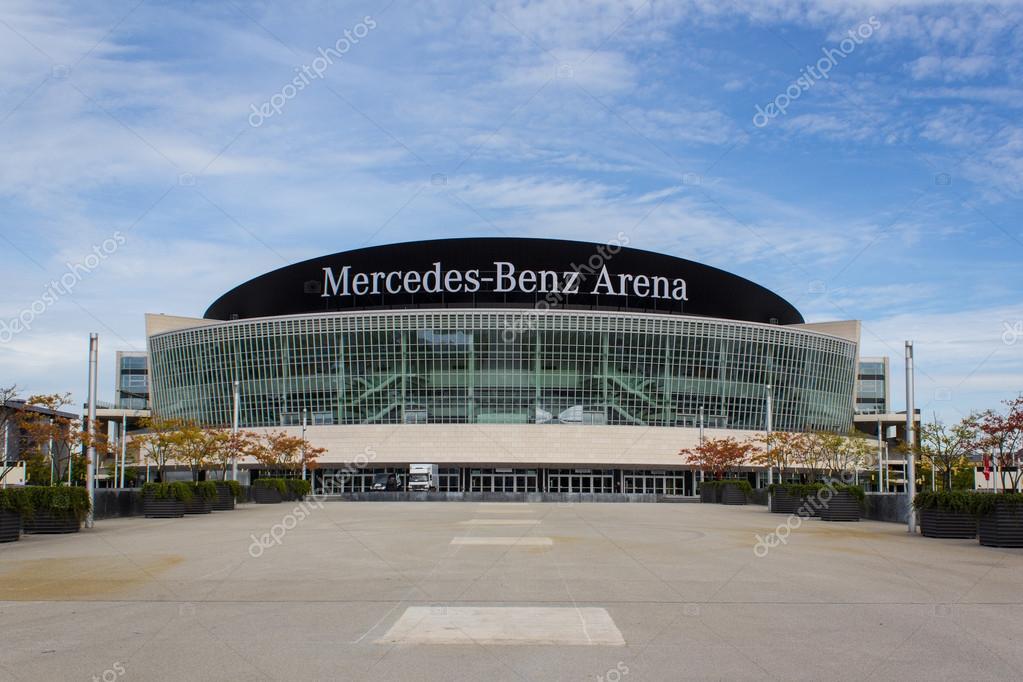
[459,519,541,526]
[377,606,625,645]
[450,536,553,546]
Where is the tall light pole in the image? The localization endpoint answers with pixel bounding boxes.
[120,413,127,488]
[231,380,240,482]
[905,341,917,534]
[85,333,98,529]
[301,409,308,483]
[877,417,884,492]
[765,384,773,488]
[698,405,705,489]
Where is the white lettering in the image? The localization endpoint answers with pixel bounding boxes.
[494,261,516,292]
[591,266,617,295]
[322,266,350,296]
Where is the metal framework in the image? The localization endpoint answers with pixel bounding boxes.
[148,309,856,433]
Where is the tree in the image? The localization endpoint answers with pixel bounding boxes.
[135,417,186,482]
[753,431,805,481]
[972,397,1023,492]
[828,432,874,479]
[210,429,260,480]
[252,430,326,473]
[16,393,107,485]
[790,431,831,483]
[680,437,755,479]
[174,422,228,482]
[919,416,977,491]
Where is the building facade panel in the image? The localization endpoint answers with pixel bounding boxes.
[148,309,857,435]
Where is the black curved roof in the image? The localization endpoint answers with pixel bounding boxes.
[204,238,803,325]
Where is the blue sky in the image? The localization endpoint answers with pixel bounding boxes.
[0,0,1021,425]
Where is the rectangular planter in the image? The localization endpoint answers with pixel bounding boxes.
[212,483,236,511]
[720,483,748,506]
[819,490,861,522]
[252,486,283,504]
[978,502,1023,548]
[143,494,185,518]
[769,487,800,514]
[919,507,976,539]
[184,495,213,514]
[699,485,720,503]
[23,510,81,534]
[0,509,21,542]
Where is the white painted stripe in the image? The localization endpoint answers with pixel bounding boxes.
[378,606,625,646]
[476,508,536,514]
[459,519,541,526]
[450,537,553,546]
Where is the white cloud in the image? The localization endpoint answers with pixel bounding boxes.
[908,54,996,81]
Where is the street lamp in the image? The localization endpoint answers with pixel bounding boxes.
[300,409,308,483]
[765,383,773,488]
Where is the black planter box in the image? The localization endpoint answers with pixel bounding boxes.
[184,495,213,514]
[720,483,748,506]
[699,485,720,503]
[252,486,283,504]
[920,507,977,539]
[23,510,81,534]
[0,509,20,542]
[819,490,861,522]
[212,483,235,511]
[795,493,822,518]
[978,502,1023,548]
[769,487,800,514]
[143,494,185,518]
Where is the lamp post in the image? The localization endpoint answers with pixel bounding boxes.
[905,341,917,534]
[765,384,773,488]
[231,381,240,482]
[301,409,308,483]
[698,406,705,491]
[120,413,127,488]
[85,333,98,529]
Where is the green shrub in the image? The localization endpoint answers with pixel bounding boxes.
[142,481,194,502]
[702,479,753,497]
[21,485,91,522]
[285,478,311,497]
[830,483,865,502]
[784,483,826,499]
[0,487,33,516]
[254,478,288,495]
[913,490,974,513]
[217,479,242,500]
[190,481,218,500]
[967,492,1023,516]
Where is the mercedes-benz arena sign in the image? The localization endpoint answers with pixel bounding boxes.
[204,236,803,325]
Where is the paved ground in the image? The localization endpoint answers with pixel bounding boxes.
[1,501,1021,681]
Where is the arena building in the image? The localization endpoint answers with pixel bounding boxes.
[146,238,860,496]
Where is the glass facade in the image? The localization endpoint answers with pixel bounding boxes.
[116,352,150,410]
[149,309,856,433]
[855,358,888,415]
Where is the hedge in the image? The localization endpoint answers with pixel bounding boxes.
[142,481,195,502]
[0,486,91,521]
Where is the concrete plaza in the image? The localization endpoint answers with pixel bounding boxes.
[0,501,1020,681]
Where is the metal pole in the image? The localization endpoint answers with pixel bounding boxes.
[86,333,98,529]
[120,414,127,488]
[765,384,773,488]
[877,418,883,492]
[698,406,705,490]
[231,380,240,482]
[905,341,916,534]
[301,409,308,482]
